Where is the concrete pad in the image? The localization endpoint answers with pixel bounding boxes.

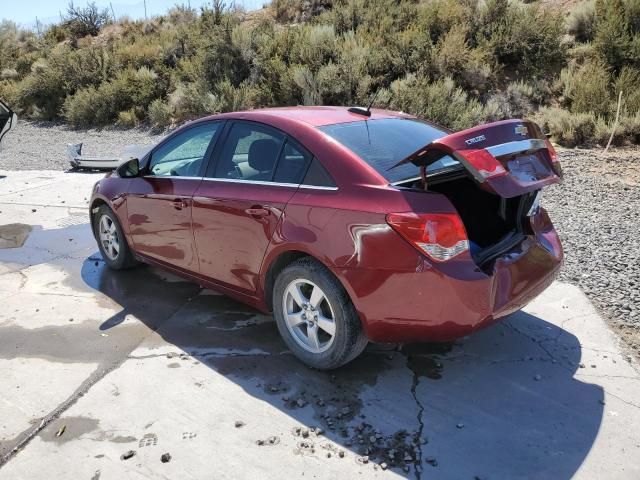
[1,170,639,479]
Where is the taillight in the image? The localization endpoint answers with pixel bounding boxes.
[544,139,562,176]
[386,212,469,262]
[459,149,507,179]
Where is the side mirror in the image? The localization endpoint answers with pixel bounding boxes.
[117,158,140,178]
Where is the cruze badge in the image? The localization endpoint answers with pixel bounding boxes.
[464,134,486,145]
[514,125,528,136]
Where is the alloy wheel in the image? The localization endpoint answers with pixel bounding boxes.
[282,279,336,354]
[98,214,120,261]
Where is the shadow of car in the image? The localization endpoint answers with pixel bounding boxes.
[84,255,603,479]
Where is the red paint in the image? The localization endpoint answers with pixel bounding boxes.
[90,107,563,343]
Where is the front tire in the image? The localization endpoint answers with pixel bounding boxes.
[273,257,368,369]
[93,205,138,270]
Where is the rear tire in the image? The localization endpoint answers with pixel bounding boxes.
[273,257,368,369]
[93,205,139,270]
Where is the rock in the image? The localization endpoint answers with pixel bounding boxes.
[380,462,388,470]
[296,398,307,408]
[338,450,345,458]
[120,450,136,461]
[534,374,542,381]
[160,453,171,463]
[456,423,465,429]
[234,420,245,428]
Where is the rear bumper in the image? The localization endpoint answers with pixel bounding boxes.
[338,211,563,343]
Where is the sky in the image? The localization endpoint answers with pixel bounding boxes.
[1,0,265,28]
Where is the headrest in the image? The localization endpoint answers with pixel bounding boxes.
[248,139,280,172]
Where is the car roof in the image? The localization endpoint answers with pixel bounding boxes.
[205,106,414,127]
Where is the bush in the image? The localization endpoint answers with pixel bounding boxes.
[560,60,611,117]
[477,0,566,78]
[615,66,640,114]
[63,1,111,39]
[567,1,596,42]
[117,108,140,127]
[388,75,488,131]
[485,81,536,120]
[63,67,163,126]
[147,98,172,128]
[534,107,597,147]
[594,0,632,71]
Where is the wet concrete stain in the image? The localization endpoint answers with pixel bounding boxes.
[40,416,100,443]
[0,223,32,249]
[167,362,181,368]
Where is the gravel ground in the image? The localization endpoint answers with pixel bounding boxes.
[543,148,640,353]
[1,122,638,351]
[0,121,164,171]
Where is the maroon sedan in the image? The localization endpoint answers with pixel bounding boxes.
[90,107,563,369]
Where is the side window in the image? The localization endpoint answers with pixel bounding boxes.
[212,123,284,181]
[273,141,312,184]
[302,158,337,187]
[149,122,220,177]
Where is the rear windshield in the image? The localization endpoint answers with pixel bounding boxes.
[319,118,458,183]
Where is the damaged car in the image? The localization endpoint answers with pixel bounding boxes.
[89,107,563,369]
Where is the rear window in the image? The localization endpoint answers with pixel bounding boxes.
[319,118,458,183]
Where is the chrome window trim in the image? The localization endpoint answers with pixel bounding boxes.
[298,184,339,191]
[200,176,339,190]
[485,139,547,157]
[142,175,204,180]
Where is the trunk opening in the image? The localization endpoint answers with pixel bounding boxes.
[396,172,538,270]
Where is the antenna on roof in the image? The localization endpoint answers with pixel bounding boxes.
[347,89,381,118]
[366,89,380,114]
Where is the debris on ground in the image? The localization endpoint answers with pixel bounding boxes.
[160,453,171,463]
[120,450,136,461]
[55,425,66,437]
[256,436,280,446]
[234,420,246,428]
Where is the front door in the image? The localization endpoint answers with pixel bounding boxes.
[192,121,312,292]
[126,121,223,271]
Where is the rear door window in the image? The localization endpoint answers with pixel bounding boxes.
[319,118,454,183]
[211,122,285,181]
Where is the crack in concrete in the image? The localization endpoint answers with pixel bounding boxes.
[405,354,425,480]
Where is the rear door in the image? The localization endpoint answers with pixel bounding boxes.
[402,119,562,198]
[0,99,17,148]
[126,121,223,271]
[192,121,312,292]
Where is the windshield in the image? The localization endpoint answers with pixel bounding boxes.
[319,118,459,183]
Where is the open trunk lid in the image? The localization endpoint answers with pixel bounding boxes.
[0,99,17,149]
[397,119,562,198]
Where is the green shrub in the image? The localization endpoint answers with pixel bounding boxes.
[0,68,18,81]
[117,108,140,127]
[594,115,626,146]
[485,81,536,120]
[615,66,640,114]
[168,82,219,122]
[477,0,566,78]
[567,1,596,42]
[147,98,173,128]
[388,75,488,131]
[560,60,611,117]
[533,107,597,147]
[594,0,632,71]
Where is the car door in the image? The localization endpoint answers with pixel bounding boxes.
[126,121,223,271]
[0,99,17,148]
[192,121,312,292]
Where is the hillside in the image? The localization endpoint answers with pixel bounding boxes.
[0,0,639,146]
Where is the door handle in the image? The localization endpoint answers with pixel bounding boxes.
[245,206,270,218]
[172,198,189,210]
